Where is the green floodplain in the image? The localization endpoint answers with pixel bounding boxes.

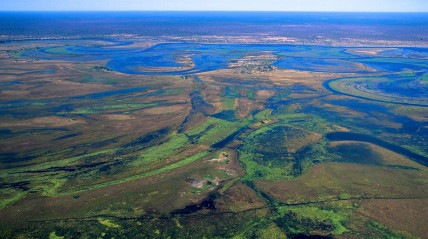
[0,39,427,239]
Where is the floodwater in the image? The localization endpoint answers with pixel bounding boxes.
[22,42,428,75]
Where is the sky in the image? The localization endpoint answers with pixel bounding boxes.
[0,0,428,12]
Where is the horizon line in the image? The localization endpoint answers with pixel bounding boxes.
[1,10,428,13]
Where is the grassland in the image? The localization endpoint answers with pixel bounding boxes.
[0,40,427,239]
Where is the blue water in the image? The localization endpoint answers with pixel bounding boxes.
[20,42,428,75]
[354,57,428,72]
[2,11,425,75]
[274,57,364,73]
[0,81,22,86]
[375,48,428,58]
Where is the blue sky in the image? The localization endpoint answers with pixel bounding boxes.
[1,0,427,12]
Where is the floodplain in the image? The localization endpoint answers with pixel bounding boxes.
[0,12,427,239]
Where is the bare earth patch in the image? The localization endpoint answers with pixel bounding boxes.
[345,48,395,56]
[101,114,135,121]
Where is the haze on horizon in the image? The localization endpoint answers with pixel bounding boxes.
[1,0,428,12]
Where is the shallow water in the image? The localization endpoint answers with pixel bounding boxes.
[23,42,428,76]
[22,42,427,75]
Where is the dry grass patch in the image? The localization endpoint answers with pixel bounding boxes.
[269,69,347,90]
[237,98,256,118]
[330,141,425,168]
[357,199,428,238]
[255,90,275,101]
[0,116,85,128]
[216,182,266,212]
[256,161,428,204]
[141,105,189,115]
[101,114,135,121]
[287,132,322,154]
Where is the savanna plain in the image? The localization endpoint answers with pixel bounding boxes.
[0,12,427,239]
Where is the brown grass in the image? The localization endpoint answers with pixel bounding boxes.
[237,98,256,118]
[285,126,322,154]
[255,161,428,204]
[0,116,85,128]
[318,103,366,118]
[0,59,114,100]
[329,141,425,168]
[101,114,136,121]
[255,90,275,101]
[357,199,428,238]
[216,182,266,212]
[330,125,351,132]
[201,85,223,110]
[392,106,428,123]
[141,105,189,115]
[199,68,347,92]
[0,148,243,223]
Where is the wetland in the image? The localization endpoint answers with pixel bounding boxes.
[0,11,427,239]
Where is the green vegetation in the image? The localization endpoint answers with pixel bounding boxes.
[70,102,160,114]
[367,221,407,239]
[240,124,296,180]
[138,151,209,178]
[134,132,190,167]
[276,206,349,235]
[82,77,118,84]
[98,218,120,228]
[185,116,249,145]
[222,97,236,110]
[256,223,287,239]
[10,49,26,58]
[68,149,209,194]
[0,190,27,209]
[49,231,65,239]
[421,72,428,82]
[1,40,427,239]
[239,123,327,180]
